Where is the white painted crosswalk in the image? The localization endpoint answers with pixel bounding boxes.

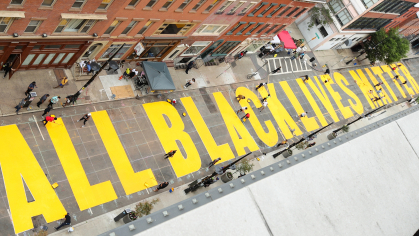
[266,57,312,75]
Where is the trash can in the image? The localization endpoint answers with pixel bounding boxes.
[221,171,233,183]
[23,92,37,109]
[114,209,131,222]
[327,132,337,140]
[282,149,293,158]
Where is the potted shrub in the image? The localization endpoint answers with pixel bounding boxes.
[123,198,160,224]
[235,158,255,177]
[221,171,234,183]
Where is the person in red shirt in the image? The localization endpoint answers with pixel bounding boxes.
[43,115,57,126]
[241,113,250,122]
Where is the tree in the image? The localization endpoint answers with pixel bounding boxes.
[364,28,410,65]
[134,198,160,218]
[307,6,334,30]
[235,158,254,175]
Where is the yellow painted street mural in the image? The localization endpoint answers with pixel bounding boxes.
[1,64,419,233]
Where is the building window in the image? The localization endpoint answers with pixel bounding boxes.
[41,0,56,6]
[212,41,240,55]
[0,18,13,33]
[264,24,278,34]
[193,24,228,35]
[328,0,344,13]
[256,23,270,34]
[217,0,235,14]
[140,40,177,58]
[128,0,140,6]
[335,9,352,26]
[101,44,133,59]
[226,21,245,35]
[286,7,299,17]
[10,0,24,5]
[273,24,286,34]
[182,41,211,55]
[138,21,154,34]
[293,8,307,18]
[54,19,97,33]
[227,1,244,14]
[372,0,415,15]
[238,2,255,15]
[236,22,254,35]
[72,0,86,8]
[177,0,192,10]
[267,4,284,17]
[361,0,379,8]
[246,22,263,35]
[24,20,42,33]
[145,0,158,8]
[161,0,175,9]
[248,2,265,16]
[154,23,194,35]
[258,3,276,17]
[346,17,391,30]
[98,0,113,9]
[121,21,137,34]
[204,0,221,12]
[277,6,291,17]
[104,20,120,34]
[318,26,328,37]
[191,0,206,11]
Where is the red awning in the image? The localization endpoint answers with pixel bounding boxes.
[278,31,297,49]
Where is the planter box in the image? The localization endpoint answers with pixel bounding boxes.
[221,171,233,183]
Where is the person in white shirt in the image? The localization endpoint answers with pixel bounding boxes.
[184,78,195,88]
[259,101,268,112]
[236,106,248,114]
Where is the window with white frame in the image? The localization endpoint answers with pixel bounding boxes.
[41,0,56,6]
[161,0,175,9]
[238,2,256,15]
[138,21,154,35]
[25,20,42,33]
[227,1,244,14]
[104,20,121,34]
[10,0,24,5]
[193,24,229,35]
[217,0,235,14]
[72,0,87,8]
[182,41,211,55]
[128,0,140,6]
[121,21,137,34]
[361,0,379,9]
[177,0,192,10]
[97,0,113,10]
[54,19,97,33]
[100,44,133,59]
[0,17,14,33]
[204,0,221,12]
[145,0,158,8]
[191,0,206,11]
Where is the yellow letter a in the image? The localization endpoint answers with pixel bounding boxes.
[0,125,66,234]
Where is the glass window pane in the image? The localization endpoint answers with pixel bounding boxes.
[44,45,61,49]
[10,0,23,4]
[64,44,81,49]
[53,53,65,63]
[22,54,35,66]
[42,0,55,6]
[202,25,220,33]
[42,54,56,64]
[61,53,75,64]
[32,54,46,65]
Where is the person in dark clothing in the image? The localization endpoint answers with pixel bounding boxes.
[325,69,330,75]
[374,82,383,88]
[25,81,37,96]
[41,105,53,118]
[15,97,28,114]
[185,61,194,74]
[305,142,316,149]
[261,94,270,103]
[241,113,250,122]
[255,82,267,90]
[77,113,91,128]
[37,94,49,107]
[303,75,309,83]
[153,182,169,192]
[271,67,281,73]
[3,62,15,79]
[164,150,177,159]
[55,213,71,231]
[208,157,221,168]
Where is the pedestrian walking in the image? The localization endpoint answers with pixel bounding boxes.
[400,80,407,85]
[325,69,330,75]
[371,97,380,102]
[236,106,248,114]
[184,78,195,88]
[41,105,53,118]
[208,157,221,168]
[298,111,307,118]
[54,77,68,88]
[261,94,270,103]
[394,75,399,80]
[377,88,382,94]
[324,77,331,84]
[25,81,37,96]
[277,139,288,147]
[368,90,373,95]
[255,82,267,90]
[236,95,245,102]
[48,96,61,107]
[259,101,268,112]
[86,62,92,75]
[171,99,177,106]
[290,52,298,60]
[241,113,250,122]
[55,213,71,231]
[77,113,91,128]
[271,67,281,73]
[305,142,316,149]
[185,61,194,74]
[153,182,169,192]
[2,62,15,79]
[15,97,28,114]
[43,115,57,126]
[299,51,305,60]
[62,95,74,107]
[164,150,177,159]
[37,94,49,107]
[374,82,383,88]
[303,75,309,83]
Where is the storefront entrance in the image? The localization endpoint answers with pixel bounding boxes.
[126,38,182,62]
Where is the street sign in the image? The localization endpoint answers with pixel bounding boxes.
[315,33,320,39]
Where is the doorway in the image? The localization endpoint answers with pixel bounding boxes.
[7,54,20,79]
